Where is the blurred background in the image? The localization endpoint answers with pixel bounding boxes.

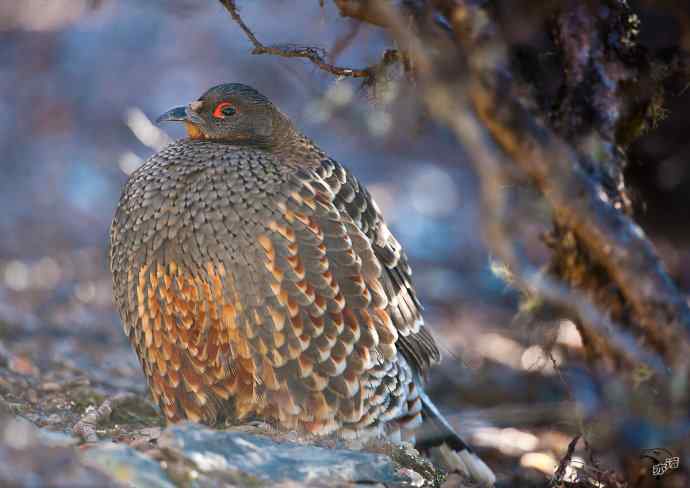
[0,0,688,485]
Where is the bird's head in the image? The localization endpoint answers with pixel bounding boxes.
[156,83,291,144]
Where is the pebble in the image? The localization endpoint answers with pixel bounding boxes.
[43,413,62,425]
[39,382,62,392]
[399,467,426,487]
[9,355,39,376]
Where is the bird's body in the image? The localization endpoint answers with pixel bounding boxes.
[110,83,494,484]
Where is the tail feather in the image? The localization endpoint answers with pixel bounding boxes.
[418,389,496,487]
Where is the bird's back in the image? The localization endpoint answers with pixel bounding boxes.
[110,137,439,439]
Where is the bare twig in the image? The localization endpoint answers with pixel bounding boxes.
[218,0,373,78]
[552,434,581,485]
[549,351,590,463]
[328,19,361,63]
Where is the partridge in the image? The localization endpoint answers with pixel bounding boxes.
[109,83,494,484]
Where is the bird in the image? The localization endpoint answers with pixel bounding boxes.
[109,83,495,485]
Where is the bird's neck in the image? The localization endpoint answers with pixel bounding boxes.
[265,112,323,167]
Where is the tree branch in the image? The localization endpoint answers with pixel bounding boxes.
[218,0,373,78]
[470,77,690,361]
[333,0,690,367]
[422,78,668,374]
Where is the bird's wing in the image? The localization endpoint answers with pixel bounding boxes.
[314,158,441,373]
[217,155,441,432]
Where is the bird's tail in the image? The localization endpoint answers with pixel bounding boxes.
[418,389,496,487]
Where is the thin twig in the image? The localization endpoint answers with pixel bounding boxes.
[552,434,580,485]
[548,351,590,471]
[219,0,372,78]
[329,20,361,63]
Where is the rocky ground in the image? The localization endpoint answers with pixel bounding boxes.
[1,249,684,487]
[0,281,482,488]
[0,336,446,487]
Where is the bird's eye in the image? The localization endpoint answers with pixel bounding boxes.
[213,102,237,118]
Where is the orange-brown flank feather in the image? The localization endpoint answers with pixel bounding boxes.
[136,261,240,423]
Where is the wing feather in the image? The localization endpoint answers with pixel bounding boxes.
[321,159,441,372]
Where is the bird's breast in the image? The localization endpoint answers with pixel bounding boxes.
[121,142,294,265]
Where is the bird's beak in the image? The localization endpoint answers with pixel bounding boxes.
[156,101,206,139]
[156,106,190,124]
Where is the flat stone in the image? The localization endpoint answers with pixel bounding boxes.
[0,415,115,487]
[158,422,405,486]
[82,442,175,488]
[36,428,80,447]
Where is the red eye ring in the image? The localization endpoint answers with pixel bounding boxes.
[213,102,237,118]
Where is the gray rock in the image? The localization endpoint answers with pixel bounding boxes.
[36,428,80,447]
[0,411,438,487]
[0,415,116,488]
[82,442,175,488]
[158,423,406,486]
